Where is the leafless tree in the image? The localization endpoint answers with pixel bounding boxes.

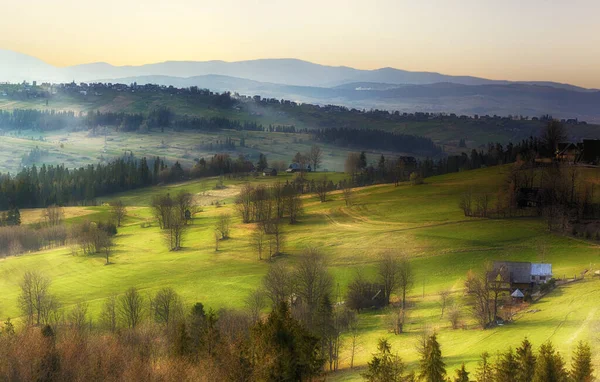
[150,287,184,326]
[263,262,291,307]
[542,119,567,155]
[69,302,90,331]
[245,288,266,324]
[345,152,361,176]
[284,186,303,224]
[100,295,118,332]
[397,255,414,312]
[438,289,452,318]
[174,191,195,224]
[109,200,127,227]
[464,267,495,329]
[250,225,266,260]
[309,144,323,172]
[448,304,462,329]
[293,248,334,327]
[459,189,473,216]
[235,183,254,223]
[43,205,64,227]
[164,209,188,251]
[378,253,404,306]
[268,217,285,256]
[316,175,329,202]
[118,287,144,329]
[214,230,220,251]
[342,182,354,207]
[18,271,52,326]
[151,194,174,229]
[215,213,231,240]
[98,231,115,264]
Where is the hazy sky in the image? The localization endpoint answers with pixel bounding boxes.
[2,0,599,87]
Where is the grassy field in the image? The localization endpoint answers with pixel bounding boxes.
[0,126,401,174]
[4,89,600,170]
[1,166,600,379]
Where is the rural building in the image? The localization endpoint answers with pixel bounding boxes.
[489,261,553,290]
[286,163,312,173]
[555,139,600,164]
[262,168,277,176]
[582,139,600,164]
[556,142,582,163]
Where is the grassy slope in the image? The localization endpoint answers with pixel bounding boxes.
[1,166,600,379]
[4,90,599,155]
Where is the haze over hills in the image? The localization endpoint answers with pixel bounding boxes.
[2,48,600,122]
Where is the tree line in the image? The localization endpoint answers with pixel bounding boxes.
[2,264,594,381]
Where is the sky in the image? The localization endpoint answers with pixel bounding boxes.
[2,0,599,88]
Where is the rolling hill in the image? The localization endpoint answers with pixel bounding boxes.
[3,49,600,122]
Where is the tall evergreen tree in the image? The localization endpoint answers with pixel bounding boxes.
[475,352,493,382]
[362,338,406,382]
[570,341,594,382]
[515,338,536,382]
[533,342,568,382]
[454,363,470,382]
[418,333,446,382]
[495,348,518,382]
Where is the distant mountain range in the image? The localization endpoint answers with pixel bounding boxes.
[2,49,600,122]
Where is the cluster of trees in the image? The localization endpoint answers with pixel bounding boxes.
[6,270,593,381]
[313,128,442,157]
[362,336,594,382]
[150,192,196,251]
[3,271,329,381]
[0,205,67,258]
[0,109,78,131]
[1,107,271,134]
[0,155,174,209]
[236,183,303,258]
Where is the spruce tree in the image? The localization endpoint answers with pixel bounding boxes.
[475,352,493,382]
[362,338,405,382]
[418,333,446,382]
[495,348,518,382]
[533,342,568,382]
[516,338,536,382]
[454,363,470,382]
[570,341,594,382]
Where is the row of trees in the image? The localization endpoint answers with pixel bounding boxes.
[363,336,594,382]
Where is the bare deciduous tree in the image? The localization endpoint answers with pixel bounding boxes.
[215,213,231,240]
[245,288,266,324]
[263,262,291,307]
[69,302,89,331]
[342,182,354,207]
[309,144,323,172]
[100,295,118,332]
[174,191,195,225]
[448,304,462,329]
[109,200,127,227]
[150,287,184,326]
[439,289,452,318]
[397,255,414,311]
[316,175,329,202]
[294,248,334,327]
[379,255,399,306]
[250,225,266,260]
[18,271,53,326]
[118,287,144,329]
[164,209,188,251]
[43,205,64,227]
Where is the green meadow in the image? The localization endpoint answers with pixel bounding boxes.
[1,165,599,380]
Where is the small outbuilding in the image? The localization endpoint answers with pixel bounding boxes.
[262,168,277,176]
[511,288,525,302]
